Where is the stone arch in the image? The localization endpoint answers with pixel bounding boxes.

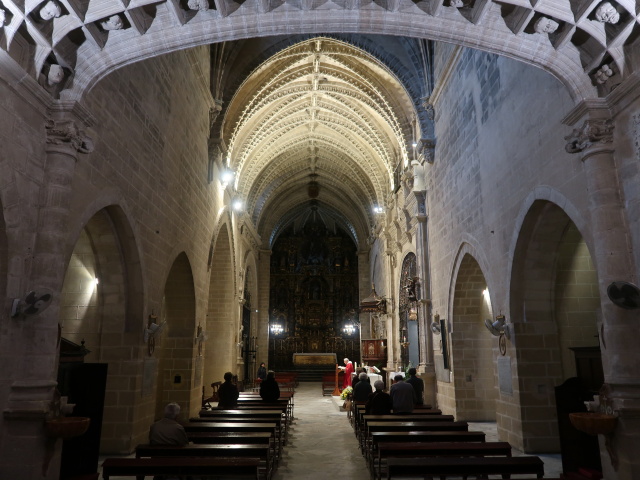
[204,222,237,386]
[509,199,601,453]
[448,250,497,422]
[60,12,600,104]
[58,204,144,453]
[154,252,197,419]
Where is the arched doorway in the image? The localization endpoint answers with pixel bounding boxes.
[154,252,197,419]
[449,253,497,421]
[204,223,236,386]
[510,200,601,461]
[58,205,143,463]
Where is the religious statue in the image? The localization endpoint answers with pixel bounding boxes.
[100,14,124,31]
[594,2,620,24]
[47,64,65,86]
[534,16,559,34]
[187,0,210,10]
[0,8,6,28]
[595,64,613,84]
[39,0,62,20]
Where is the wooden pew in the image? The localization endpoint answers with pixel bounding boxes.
[374,441,512,480]
[101,457,261,480]
[322,373,339,396]
[358,415,455,446]
[135,443,274,480]
[237,396,294,421]
[368,431,486,464]
[385,455,545,479]
[364,421,469,456]
[191,411,288,445]
[185,422,281,457]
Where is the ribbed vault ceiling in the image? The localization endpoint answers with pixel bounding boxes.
[223,37,416,248]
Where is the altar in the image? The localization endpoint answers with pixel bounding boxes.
[292,353,337,366]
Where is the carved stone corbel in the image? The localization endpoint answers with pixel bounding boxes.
[564,119,614,155]
[421,97,435,121]
[417,139,436,164]
[45,119,94,154]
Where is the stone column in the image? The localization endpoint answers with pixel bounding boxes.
[408,189,436,406]
[565,117,640,479]
[257,249,272,370]
[384,247,398,371]
[2,112,93,480]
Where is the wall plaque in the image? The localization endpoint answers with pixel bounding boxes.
[498,356,513,395]
[142,357,158,397]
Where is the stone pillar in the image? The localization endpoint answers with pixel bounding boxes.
[257,249,272,370]
[2,112,93,480]
[410,190,436,407]
[385,247,398,371]
[357,250,371,338]
[565,117,640,480]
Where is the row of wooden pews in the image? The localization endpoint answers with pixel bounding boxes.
[351,402,560,480]
[101,388,296,480]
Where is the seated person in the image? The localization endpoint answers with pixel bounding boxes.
[149,402,189,446]
[365,380,392,415]
[353,372,372,401]
[351,367,364,389]
[217,371,239,409]
[389,374,416,414]
[260,371,281,401]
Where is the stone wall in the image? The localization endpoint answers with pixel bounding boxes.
[427,44,580,450]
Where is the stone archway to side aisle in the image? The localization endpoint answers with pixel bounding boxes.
[510,200,602,454]
[449,253,497,422]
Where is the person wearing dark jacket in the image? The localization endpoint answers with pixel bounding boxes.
[353,372,372,401]
[217,371,239,409]
[405,367,424,405]
[260,371,281,402]
[365,380,393,415]
[257,362,267,380]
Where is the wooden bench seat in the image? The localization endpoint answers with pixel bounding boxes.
[368,431,486,463]
[365,421,469,452]
[191,413,288,445]
[385,455,545,479]
[374,441,512,480]
[135,443,274,479]
[185,422,281,457]
[358,415,455,446]
[101,456,261,480]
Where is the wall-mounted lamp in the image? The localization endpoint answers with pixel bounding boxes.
[485,315,509,355]
[220,169,235,187]
[144,312,166,356]
[373,206,385,214]
[232,198,244,212]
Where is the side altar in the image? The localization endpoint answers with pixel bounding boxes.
[292,353,337,366]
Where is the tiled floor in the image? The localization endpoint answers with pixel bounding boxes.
[99,382,563,479]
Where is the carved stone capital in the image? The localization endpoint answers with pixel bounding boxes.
[421,97,435,121]
[417,138,436,164]
[45,119,94,154]
[564,119,614,154]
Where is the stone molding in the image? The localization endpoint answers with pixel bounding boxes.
[564,119,614,155]
[45,119,95,154]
